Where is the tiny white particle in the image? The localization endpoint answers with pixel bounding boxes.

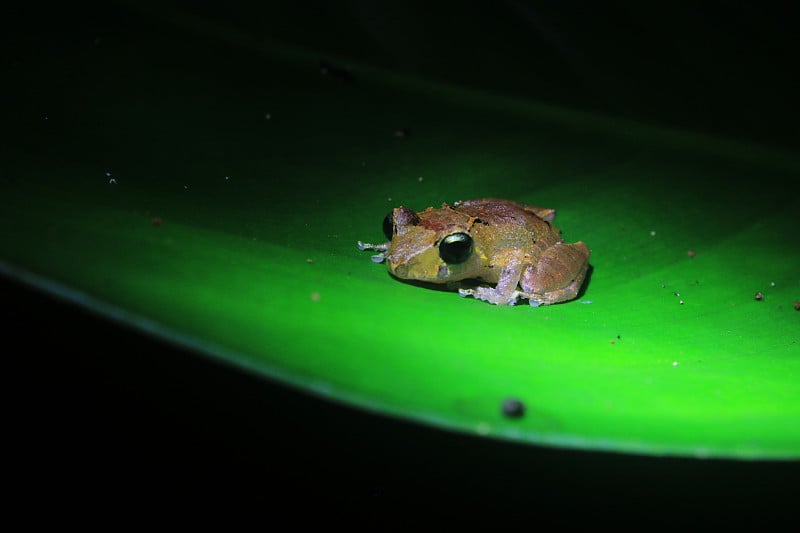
[264,113,271,120]
[108,178,117,185]
[673,361,679,366]
[418,176,424,182]
[184,185,189,190]
[387,197,392,202]
[105,171,111,177]
[650,230,656,237]
[770,281,776,287]
[679,300,684,305]
[580,300,593,304]
[224,176,230,181]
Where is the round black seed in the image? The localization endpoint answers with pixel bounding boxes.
[501,398,525,418]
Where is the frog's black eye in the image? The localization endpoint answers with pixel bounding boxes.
[439,232,473,264]
[382,212,394,240]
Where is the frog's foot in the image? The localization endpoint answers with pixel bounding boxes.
[458,286,522,306]
[357,240,389,252]
[357,240,390,263]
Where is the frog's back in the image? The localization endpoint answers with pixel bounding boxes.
[453,198,556,228]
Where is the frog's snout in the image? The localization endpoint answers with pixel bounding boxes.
[386,244,441,281]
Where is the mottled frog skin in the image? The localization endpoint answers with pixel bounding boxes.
[358,198,590,306]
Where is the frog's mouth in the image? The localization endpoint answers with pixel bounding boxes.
[386,256,426,281]
[388,255,469,284]
[390,262,449,280]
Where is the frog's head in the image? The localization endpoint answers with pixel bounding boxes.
[383,205,482,283]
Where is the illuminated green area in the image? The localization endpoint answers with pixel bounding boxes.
[2,6,798,460]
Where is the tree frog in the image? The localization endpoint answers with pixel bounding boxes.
[358,198,590,306]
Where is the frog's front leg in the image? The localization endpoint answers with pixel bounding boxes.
[520,242,590,306]
[459,248,526,305]
[357,240,390,263]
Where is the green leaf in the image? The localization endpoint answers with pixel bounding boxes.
[3,5,798,461]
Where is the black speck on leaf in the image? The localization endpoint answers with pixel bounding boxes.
[501,398,525,418]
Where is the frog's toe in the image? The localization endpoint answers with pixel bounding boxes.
[357,240,390,252]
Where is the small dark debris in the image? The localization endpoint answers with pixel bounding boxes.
[687,249,696,258]
[501,398,525,418]
[617,335,621,339]
[793,301,800,311]
[151,217,162,227]
[754,292,764,301]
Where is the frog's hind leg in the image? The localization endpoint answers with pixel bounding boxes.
[520,242,590,306]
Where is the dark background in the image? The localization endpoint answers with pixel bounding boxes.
[4,1,798,525]
[5,1,799,149]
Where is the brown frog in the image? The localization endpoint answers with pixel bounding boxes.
[358,198,590,306]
